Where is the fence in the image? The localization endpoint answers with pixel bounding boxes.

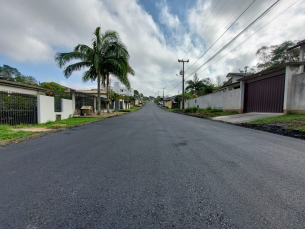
[0,91,37,125]
[75,92,96,109]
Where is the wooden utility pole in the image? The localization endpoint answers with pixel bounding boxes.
[178,59,189,109]
[162,87,166,107]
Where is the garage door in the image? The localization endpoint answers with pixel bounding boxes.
[244,74,285,113]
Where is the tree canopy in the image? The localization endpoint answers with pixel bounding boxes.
[256,40,300,71]
[40,82,66,91]
[0,64,38,85]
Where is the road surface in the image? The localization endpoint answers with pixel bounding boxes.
[1,102,305,228]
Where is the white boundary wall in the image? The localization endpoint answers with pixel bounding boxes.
[290,73,305,114]
[37,95,73,124]
[186,88,241,111]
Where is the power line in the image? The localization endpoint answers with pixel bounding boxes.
[180,0,221,60]
[167,0,299,96]
[185,0,281,79]
[193,0,301,80]
[184,0,248,61]
[184,0,256,73]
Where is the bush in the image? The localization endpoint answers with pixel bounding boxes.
[185,107,198,113]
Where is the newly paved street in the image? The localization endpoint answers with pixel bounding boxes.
[1,102,305,228]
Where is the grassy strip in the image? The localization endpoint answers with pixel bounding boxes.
[248,114,305,132]
[0,125,38,141]
[166,107,238,117]
[249,114,305,124]
[119,106,141,112]
[32,117,105,129]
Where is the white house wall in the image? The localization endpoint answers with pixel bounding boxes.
[186,88,241,111]
[290,73,305,114]
[37,95,56,123]
[223,89,241,111]
[187,91,223,109]
[37,95,73,124]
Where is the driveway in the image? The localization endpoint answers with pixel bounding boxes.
[0,102,304,228]
[212,112,283,123]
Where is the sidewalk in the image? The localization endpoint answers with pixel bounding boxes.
[212,113,283,124]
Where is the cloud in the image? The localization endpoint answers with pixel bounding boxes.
[0,0,304,96]
[156,0,180,29]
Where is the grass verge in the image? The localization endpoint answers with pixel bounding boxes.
[166,107,238,117]
[28,117,104,129]
[248,114,305,132]
[0,125,37,141]
[119,106,141,112]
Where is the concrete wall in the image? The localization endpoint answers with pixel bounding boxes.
[187,91,223,109]
[290,73,305,114]
[185,88,241,111]
[37,95,73,124]
[56,99,73,120]
[223,89,241,111]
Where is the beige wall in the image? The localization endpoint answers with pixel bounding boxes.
[165,100,172,108]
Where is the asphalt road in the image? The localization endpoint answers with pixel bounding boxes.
[1,102,305,228]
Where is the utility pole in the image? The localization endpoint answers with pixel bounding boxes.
[161,87,166,107]
[178,90,179,109]
[178,59,189,109]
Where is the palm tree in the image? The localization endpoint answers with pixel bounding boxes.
[102,41,135,112]
[55,27,134,114]
[185,73,206,96]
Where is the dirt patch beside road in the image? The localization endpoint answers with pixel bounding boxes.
[239,122,305,140]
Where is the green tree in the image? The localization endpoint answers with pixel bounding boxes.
[174,92,192,103]
[55,27,134,114]
[0,65,22,81]
[186,73,214,96]
[256,40,300,71]
[134,90,139,95]
[40,82,66,91]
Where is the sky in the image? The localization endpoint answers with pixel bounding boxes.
[0,0,304,97]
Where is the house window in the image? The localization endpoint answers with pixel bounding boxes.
[120,89,124,92]
[195,100,196,103]
[234,86,240,89]
[197,105,199,108]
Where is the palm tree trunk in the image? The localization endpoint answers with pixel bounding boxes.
[106,73,110,113]
[97,71,101,115]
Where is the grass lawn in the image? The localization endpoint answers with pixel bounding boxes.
[119,106,141,112]
[167,107,238,117]
[0,125,38,141]
[166,108,181,112]
[248,114,305,132]
[31,117,105,129]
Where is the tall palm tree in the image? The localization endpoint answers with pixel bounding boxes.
[102,40,135,112]
[55,27,134,114]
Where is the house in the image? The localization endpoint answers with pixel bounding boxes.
[185,60,305,114]
[221,73,253,91]
[0,79,47,95]
[111,82,134,96]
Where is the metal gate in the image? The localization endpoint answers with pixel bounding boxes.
[244,74,285,113]
[0,91,37,125]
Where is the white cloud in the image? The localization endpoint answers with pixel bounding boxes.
[0,0,304,96]
[157,0,180,29]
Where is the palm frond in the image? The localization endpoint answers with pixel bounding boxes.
[55,52,87,68]
[63,61,92,78]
